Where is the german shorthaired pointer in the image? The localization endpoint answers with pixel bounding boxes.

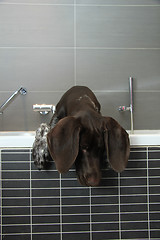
[32,86,130,186]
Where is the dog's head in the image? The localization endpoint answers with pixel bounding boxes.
[32,123,52,170]
[47,114,130,187]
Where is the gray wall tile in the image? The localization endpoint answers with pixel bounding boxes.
[76,49,160,91]
[1,90,159,131]
[0,49,74,91]
[0,91,132,131]
[0,1,74,3]
[77,0,160,5]
[134,92,160,130]
[76,6,160,48]
[0,92,64,131]
[96,91,131,130]
[97,91,160,130]
[0,4,74,47]
[0,2,159,130]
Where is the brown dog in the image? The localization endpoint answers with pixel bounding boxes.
[47,86,130,186]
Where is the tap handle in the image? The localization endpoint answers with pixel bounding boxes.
[119,106,131,112]
[119,106,126,111]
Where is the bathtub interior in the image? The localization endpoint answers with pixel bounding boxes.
[0,131,160,239]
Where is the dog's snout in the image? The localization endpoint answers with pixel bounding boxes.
[85,173,100,187]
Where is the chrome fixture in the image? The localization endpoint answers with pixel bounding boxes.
[33,104,55,115]
[0,87,27,114]
[119,77,134,133]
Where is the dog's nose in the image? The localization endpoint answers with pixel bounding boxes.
[86,175,100,186]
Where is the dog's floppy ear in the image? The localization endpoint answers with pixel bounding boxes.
[47,116,81,173]
[103,117,130,172]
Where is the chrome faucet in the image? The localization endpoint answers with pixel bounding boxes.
[0,87,27,114]
[119,77,134,133]
[33,104,55,115]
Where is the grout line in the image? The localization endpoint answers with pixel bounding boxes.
[3,167,160,172]
[60,173,63,240]
[0,3,74,6]
[76,4,160,7]
[2,229,159,236]
[3,219,160,227]
[89,187,92,240]
[0,3,160,6]
[0,46,160,50]
[146,147,151,240]
[29,149,32,240]
[2,193,160,200]
[1,202,159,208]
[3,184,159,190]
[1,89,160,94]
[118,172,122,240]
[2,210,160,218]
[2,175,160,181]
[0,47,160,50]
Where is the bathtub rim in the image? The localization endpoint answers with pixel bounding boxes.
[0,130,160,148]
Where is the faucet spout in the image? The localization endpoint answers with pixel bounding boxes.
[0,87,27,114]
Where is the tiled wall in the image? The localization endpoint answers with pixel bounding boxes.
[0,1,160,130]
[1,147,160,240]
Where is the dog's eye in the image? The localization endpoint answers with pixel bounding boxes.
[81,145,89,150]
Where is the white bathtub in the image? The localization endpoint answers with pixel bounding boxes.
[0,130,160,148]
[129,130,160,146]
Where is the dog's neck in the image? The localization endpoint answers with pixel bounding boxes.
[77,94,99,112]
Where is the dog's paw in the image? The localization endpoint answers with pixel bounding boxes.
[32,123,51,170]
